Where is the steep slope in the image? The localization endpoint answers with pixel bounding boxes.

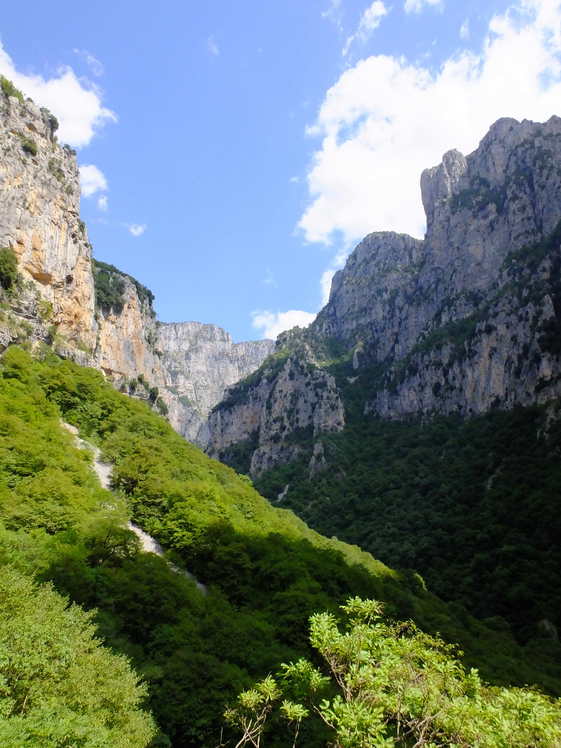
[0,80,96,353]
[4,346,558,746]
[0,81,271,443]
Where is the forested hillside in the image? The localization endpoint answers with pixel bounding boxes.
[1,345,560,745]
[255,405,561,644]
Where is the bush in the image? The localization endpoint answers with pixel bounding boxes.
[0,75,24,103]
[0,567,156,746]
[20,137,37,157]
[0,247,18,291]
[227,598,561,747]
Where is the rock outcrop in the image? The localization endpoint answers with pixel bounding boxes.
[0,86,96,352]
[207,351,344,475]
[0,82,271,444]
[155,322,274,443]
[207,115,561,474]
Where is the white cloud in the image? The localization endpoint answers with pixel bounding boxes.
[343,1,389,56]
[251,309,316,339]
[79,164,107,197]
[299,0,561,247]
[460,19,470,40]
[97,195,108,211]
[289,175,300,183]
[207,36,220,56]
[0,42,116,148]
[404,0,442,13]
[128,224,147,237]
[73,48,104,77]
[322,0,343,30]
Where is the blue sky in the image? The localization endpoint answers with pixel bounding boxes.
[1,0,560,340]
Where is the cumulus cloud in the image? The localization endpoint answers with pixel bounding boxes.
[404,0,443,13]
[128,224,147,237]
[251,310,316,339]
[79,164,108,197]
[0,42,116,148]
[343,1,389,56]
[97,195,108,211]
[207,36,220,56]
[460,19,470,40]
[299,0,561,247]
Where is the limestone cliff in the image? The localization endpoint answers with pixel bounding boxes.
[0,81,271,443]
[156,322,274,443]
[207,350,344,475]
[0,83,96,352]
[207,116,561,474]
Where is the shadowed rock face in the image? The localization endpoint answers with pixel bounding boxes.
[207,116,561,474]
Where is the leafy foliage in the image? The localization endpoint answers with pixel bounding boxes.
[227,598,561,747]
[1,346,560,746]
[0,566,156,746]
[0,246,18,291]
[92,259,155,315]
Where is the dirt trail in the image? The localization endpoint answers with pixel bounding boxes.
[62,422,207,594]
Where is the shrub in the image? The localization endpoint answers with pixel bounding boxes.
[20,137,37,157]
[0,75,24,103]
[0,247,18,291]
[155,396,168,416]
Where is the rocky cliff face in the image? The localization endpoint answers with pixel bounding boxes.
[207,350,344,475]
[155,322,274,443]
[208,116,561,474]
[0,82,271,444]
[0,86,96,353]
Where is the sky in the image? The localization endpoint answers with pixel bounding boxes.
[1,0,561,340]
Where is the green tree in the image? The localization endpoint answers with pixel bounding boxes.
[0,567,156,747]
[0,247,18,291]
[226,597,561,747]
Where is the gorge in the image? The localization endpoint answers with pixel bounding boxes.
[1,76,561,746]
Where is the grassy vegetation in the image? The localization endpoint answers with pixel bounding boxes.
[0,75,24,103]
[1,346,560,745]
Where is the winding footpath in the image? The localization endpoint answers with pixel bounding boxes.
[62,422,207,594]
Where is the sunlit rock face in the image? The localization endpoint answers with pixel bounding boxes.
[156,322,274,444]
[207,116,561,473]
[0,87,272,445]
[0,89,96,351]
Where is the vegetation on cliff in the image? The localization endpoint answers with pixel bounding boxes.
[93,258,155,315]
[1,346,560,745]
